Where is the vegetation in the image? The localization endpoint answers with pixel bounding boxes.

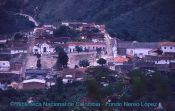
[55,46,64,53]
[0,67,174,111]
[56,47,69,68]
[75,46,83,53]
[5,0,174,41]
[13,32,23,40]
[97,58,107,66]
[53,26,80,38]
[36,59,41,69]
[79,60,90,67]
[0,9,35,34]
[1,0,175,41]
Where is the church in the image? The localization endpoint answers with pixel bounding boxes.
[33,43,55,55]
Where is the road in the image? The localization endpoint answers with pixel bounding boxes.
[21,32,36,78]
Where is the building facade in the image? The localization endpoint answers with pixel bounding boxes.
[0,61,10,72]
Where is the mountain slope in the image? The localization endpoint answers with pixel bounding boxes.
[106,0,175,41]
[0,9,35,34]
[1,0,175,41]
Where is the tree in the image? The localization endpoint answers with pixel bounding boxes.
[129,70,147,98]
[55,46,64,53]
[152,72,170,100]
[54,77,63,94]
[75,46,83,53]
[56,50,69,68]
[97,58,106,66]
[36,59,41,68]
[84,47,89,52]
[85,78,101,100]
[36,54,41,58]
[53,26,79,38]
[14,32,23,41]
[79,60,90,67]
[86,66,112,82]
[74,65,79,69]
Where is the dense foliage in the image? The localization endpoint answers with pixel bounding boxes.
[97,58,107,66]
[56,47,69,68]
[0,67,175,111]
[1,0,175,41]
[79,60,90,67]
[0,9,35,34]
[53,26,80,38]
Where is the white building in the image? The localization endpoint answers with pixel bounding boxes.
[33,43,55,55]
[117,42,159,58]
[0,61,10,72]
[11,49,27,54]
[66,42,106,53]
[22,79,46,90]
[160,42,175,53]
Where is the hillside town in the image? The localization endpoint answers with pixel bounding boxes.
[0,22,174,90]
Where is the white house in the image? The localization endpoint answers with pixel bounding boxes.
[33,43,55,55]
[22,79,46,90]
[0,61,10,72]
[160,42,175,53]
[117,42,159,58]
[66,42,106,53]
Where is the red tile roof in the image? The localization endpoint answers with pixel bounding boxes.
[113,57,129,63]
[160,42,175,46]
[66,42,105,46]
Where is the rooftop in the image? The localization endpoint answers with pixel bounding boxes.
[25,69,48,75]
[160,42,175,46]
[117,42,159,49]
[113,57,129,63]
[22,79,46,84]
[66,42,106,46]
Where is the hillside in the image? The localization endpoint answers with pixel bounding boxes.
[0,0,35,35]
[1,0,175,41]
[0,9,35,34]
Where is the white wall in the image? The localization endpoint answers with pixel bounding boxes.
[11,50,27,54]
[126,48,152,58]
[68,44,106,53]
[155,60,170,65]
[155,60,175,65]
[33,46,41,54]
[33,43,55,54]
[0,61,10,71]
[161,46,175,53]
